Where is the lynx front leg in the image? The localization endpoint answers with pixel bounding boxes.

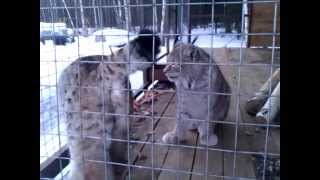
[198,122,218,146]
[68,138,114,180]
[162,123,187,144]
[68,158,85,180]
[162,112,188,144]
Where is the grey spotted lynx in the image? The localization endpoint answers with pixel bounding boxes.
[162,43,231,146]
[58,30,160,180]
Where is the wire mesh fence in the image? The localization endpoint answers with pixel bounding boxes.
[40,0,280,180]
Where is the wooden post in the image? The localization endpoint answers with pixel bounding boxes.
[93,0,98,29]
[139,0,145,29]
[160,0,167,45]
[61,0,75,29]
[174,0,178,42]
[256,82,280,122]
[112,0,121,28]
[79,0,88,36]
[124,0,131,30]
[166,5,171,53]
[245,68,280,116]
[186,0,191,43]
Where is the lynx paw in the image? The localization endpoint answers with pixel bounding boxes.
[200,134,218,146]
[162,131,178,144]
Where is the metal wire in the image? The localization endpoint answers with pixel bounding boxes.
[48,0,64,179]
[151,1,156,179]
[232,0,247,177]
[262,2,279,180]
[178,1,183,179]
[96,0,110,178]
[40,0,280,179]
[205,0,215,179]
[125,0,132,179]
[40,1,280,10]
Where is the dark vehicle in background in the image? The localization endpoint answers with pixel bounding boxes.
[40,30,75,45]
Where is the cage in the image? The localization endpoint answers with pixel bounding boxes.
[40,0,280,180]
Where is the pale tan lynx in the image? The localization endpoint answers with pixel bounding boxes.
[58,30,160,180]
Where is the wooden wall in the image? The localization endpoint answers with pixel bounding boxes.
[248,1,280,47]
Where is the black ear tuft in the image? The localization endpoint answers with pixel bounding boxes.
[134,29,161,61]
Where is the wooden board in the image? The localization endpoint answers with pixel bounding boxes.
[268,127,280,154]
[125,92,175,179]
[129,94,176,180]
[213,49,261,179]
[203,48,280,66]
[157,96,199,180]
[222,102,256,179]
[157,131,198,180]
[190,126,223,180]
[248,2,280,47]
[129,92,176,161]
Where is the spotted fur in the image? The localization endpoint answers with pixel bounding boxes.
[58,30,160,180]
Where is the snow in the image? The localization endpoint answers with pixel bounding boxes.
[93,28,137,46]
[40,22,68,33]
[40,26,245,165]
[190,27,246,48]
[156,27,246,64]
[93,28,135,36]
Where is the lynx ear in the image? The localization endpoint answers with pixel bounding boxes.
[191,36,199,44]
[109,46,114,56]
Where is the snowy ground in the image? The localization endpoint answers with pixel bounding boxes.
[191,27,246,48]
[40,27,245,164]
